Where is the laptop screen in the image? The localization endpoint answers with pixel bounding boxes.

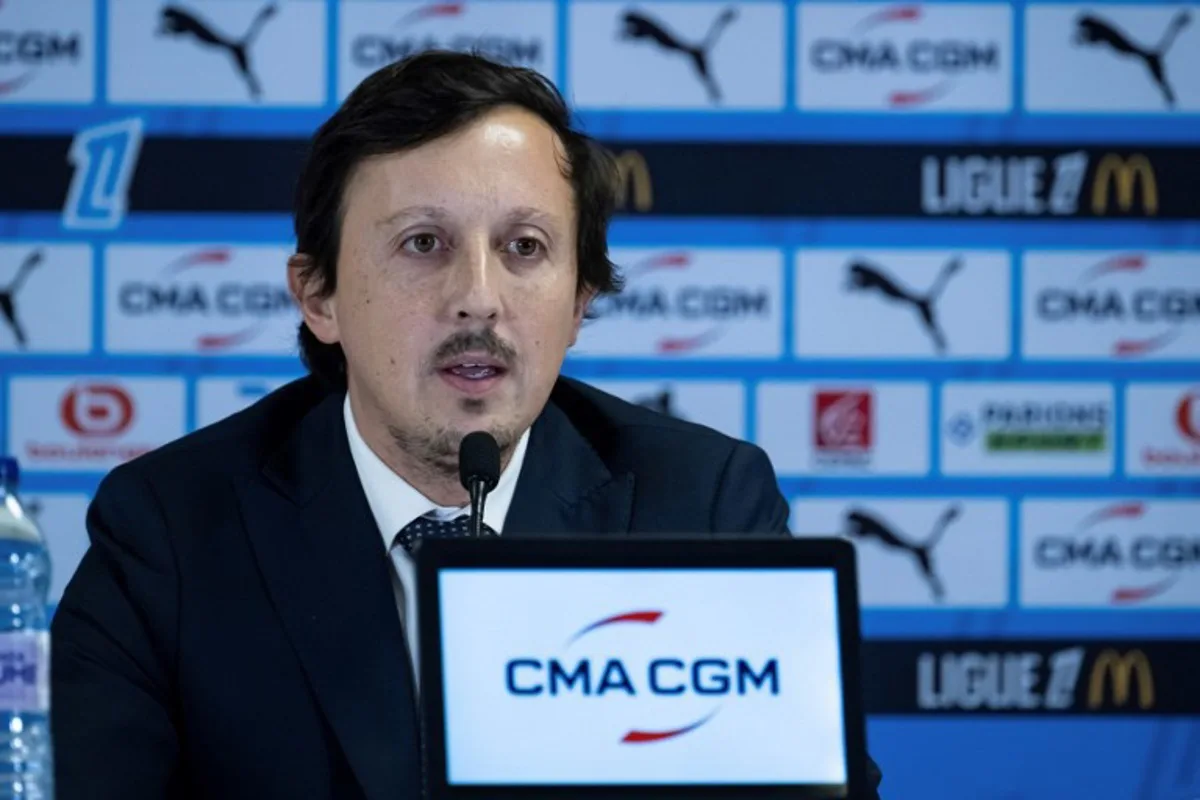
[435,566,849,791]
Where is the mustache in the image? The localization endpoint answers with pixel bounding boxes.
[430,329,518,368]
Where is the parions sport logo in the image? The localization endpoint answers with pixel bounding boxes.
[505,610,780,743]
[574,249,782,358]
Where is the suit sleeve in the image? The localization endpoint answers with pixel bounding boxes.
[709,442,886,799]
[709,441,791,534]
[51,465,183,799]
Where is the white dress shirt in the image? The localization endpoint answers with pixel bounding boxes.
[343,394,528,691]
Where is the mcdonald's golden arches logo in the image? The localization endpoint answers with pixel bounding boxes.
[1091,154,1159,216]
[1087,649,1155,710]
[614,150,653,213]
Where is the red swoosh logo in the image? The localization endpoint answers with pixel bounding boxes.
[1113,330,1180,357]
[163,248,233,276]
[854,4,921,34]
[1084,253,1145,282]
[1112,574,1179,604]
[889,80,951,107]
[0,71,33,96]
[657,328,722,354]
[197,324,263,352]
[1079,502,1144,531]
[568,610,662,645]
[625,252,692,281]
[397,3,463,26]
[623,709,718,744]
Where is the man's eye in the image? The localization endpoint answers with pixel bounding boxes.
[508,238,542,258]
[403,234,441,254]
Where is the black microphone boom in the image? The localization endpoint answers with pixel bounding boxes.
[458,432,501,538]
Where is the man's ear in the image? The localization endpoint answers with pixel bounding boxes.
[287,253,340,344]
[569,287,597,347]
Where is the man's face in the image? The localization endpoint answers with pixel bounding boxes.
[298,106,587,473]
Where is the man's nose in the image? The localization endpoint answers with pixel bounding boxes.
[446,239,503,322]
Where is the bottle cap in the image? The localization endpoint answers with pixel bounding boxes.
[0,456,17,488]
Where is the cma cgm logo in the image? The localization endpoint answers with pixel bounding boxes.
[810,4,1001,107]
[0,5,83,96]
[590,252,771,353]
[1036,253,1196,357]
[505,610,780,743]
[350,3,544,70]
[118,248,293,351]
[1035,503,1197,604]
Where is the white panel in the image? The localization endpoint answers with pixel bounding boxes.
[941,382,1114,476]
[798,3,1013,111]
[1022,250,1200,361]
[573,249,783,359]
[105,244,299,356]
[792,497,1010,608]
[8,377,186,473]
[0,0,95,103]
[1124,383,1200,477]
[0,244,92,354]
[1021,499,1200,608]
[795,249,1011,359]
[339,1,557,100]
[570,1,785,109]
[757,381,930,476]
[1026,5,1200,112]
[108,1,326,105]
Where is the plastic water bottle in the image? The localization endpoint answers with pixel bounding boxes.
[0,457,53,799]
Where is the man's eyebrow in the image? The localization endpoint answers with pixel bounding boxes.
[374,206,449,227]
[502,206,562,230]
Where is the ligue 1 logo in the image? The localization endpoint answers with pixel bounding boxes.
[505,609,780,744]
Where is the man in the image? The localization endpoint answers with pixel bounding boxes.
[51,52,882,798]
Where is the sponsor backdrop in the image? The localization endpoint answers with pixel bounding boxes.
[0,0,1197,797]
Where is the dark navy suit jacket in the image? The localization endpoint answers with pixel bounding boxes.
[51,375,883,799]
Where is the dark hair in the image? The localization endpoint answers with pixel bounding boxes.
[291,50,622,389]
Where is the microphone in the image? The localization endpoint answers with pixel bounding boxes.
[458,432,500,538]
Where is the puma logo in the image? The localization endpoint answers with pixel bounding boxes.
[634,389,682,418]
[0,249,42,350]
[844,505,961,601]
[619,7,737,103]
[845,256,963,355]
[1074,10,1191,108]
[158,3,279,100]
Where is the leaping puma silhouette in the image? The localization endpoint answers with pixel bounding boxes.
[0,249,42,350]
[633,389,682,418]
[844,505,961,601]
[1074,10,1191,108]
[845,256,963,355]
[158,3,279,100]
[620,7,737,103]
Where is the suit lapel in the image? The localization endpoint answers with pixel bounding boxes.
[241,391,420,800]
[505,390,635,537]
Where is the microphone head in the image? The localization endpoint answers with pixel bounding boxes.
[458,431,500,493]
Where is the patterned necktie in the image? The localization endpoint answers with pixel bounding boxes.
[393,515,497,554]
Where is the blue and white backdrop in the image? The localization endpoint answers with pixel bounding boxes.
[1,1,1198,797]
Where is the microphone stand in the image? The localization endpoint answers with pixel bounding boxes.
[468,478,488,538]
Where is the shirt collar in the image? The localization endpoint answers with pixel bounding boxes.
[343,394,528,549]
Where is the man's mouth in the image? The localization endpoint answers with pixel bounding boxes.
[443,362,505,380]
[436,354,510,395]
